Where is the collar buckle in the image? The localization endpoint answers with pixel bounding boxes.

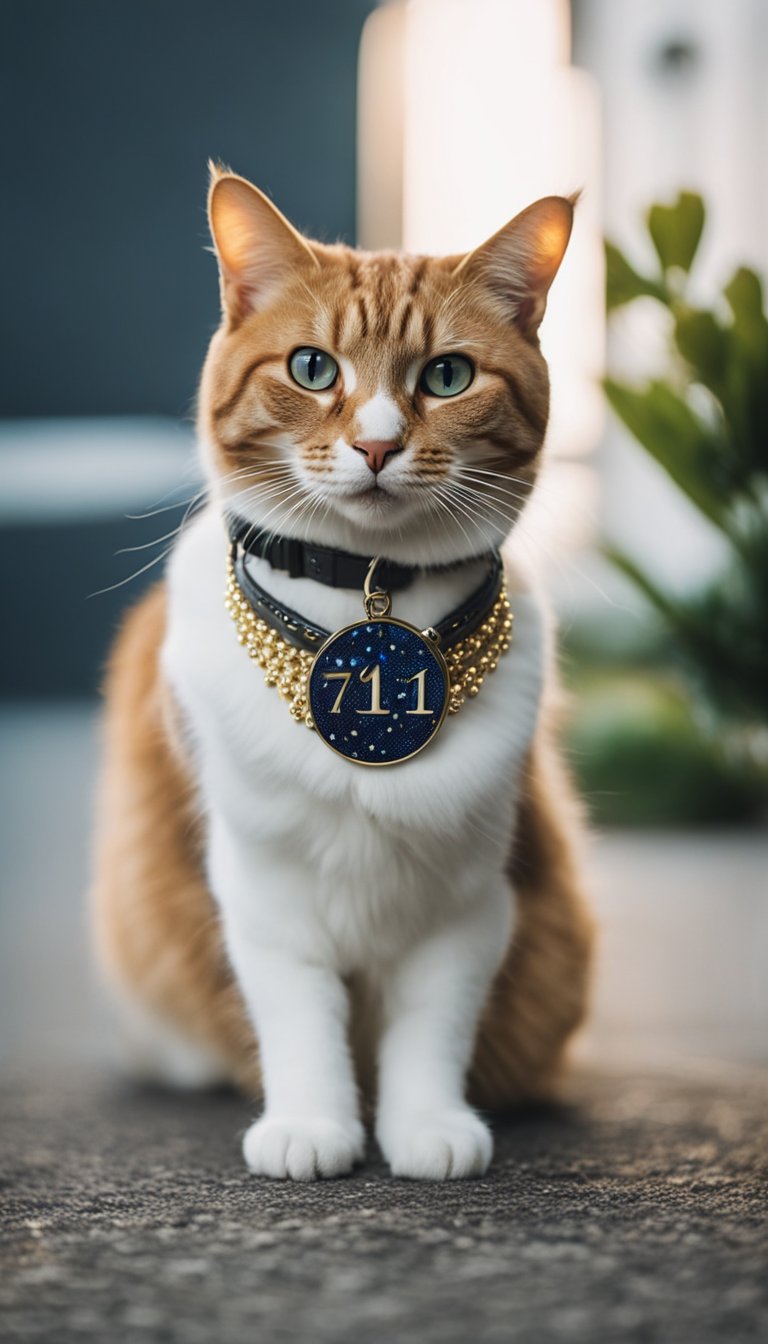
[305,547,336,585]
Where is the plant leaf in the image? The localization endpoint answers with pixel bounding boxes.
[604,378,728,532]
[724,267,765,323]
[603,544,682,625]
[605,240,667,311]
[722,269,768,473]
[647,192,705,276]
[606,543,768,725]
[674,309,727,396]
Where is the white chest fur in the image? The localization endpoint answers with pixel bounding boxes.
[161,508,548,972]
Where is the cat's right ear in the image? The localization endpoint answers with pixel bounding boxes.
[207,164,319,326]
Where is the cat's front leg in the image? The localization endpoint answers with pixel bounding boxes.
[234,950,364,1180]
[210,821,364,1181]
[376,883,513,1180]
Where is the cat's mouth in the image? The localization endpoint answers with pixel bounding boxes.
[317,476,429,534]
[332,481,395,506]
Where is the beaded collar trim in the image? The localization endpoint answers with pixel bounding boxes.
[225,550,513,742]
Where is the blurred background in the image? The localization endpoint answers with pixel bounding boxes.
[1,0,766,1076]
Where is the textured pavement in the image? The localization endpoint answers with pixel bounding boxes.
[1,1067,766,1344]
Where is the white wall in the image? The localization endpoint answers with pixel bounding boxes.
[574,0,768,594]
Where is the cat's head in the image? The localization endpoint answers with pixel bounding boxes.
[200,165,574,565]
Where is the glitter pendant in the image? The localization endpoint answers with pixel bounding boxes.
[307,559,449,766]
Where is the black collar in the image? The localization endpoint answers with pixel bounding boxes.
[226,513,468,592]
[227,515,505,654]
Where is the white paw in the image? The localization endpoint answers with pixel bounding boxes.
[378,1107,493,1180]
[242,1115,365,1181]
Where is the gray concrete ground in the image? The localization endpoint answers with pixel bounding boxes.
[1,703,767,1342]
[2,1066,766,1344]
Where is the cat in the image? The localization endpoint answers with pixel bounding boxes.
[90,165,593,1181]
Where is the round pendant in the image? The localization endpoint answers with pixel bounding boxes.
[307,617,450,766]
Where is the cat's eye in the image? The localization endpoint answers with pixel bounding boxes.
[420,354,474,398]
[289,347,339,391]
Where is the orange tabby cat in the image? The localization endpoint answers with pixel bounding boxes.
[91,167,593,1181]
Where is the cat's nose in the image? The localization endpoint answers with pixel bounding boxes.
[352,439,404,474]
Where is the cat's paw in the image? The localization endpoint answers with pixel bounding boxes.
[242,1115,365,1181]
[378,1107,493,1180]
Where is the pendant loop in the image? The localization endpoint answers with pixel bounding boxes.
[363,555,382,600]
[364,591,392,618]
[363,555,392,618]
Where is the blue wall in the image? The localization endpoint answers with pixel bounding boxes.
[0,0,377,696]
[0,0,377,418]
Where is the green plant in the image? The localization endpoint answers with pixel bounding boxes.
[567,670,762,828]
[603,192,768,786]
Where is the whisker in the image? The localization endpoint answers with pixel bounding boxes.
[443,490,519,538]
[458,464,542,491]
[87,545,176,599]
[453,470,532,504]
[432,483,497,552]
[445,488,520,550]
[450,476,530,516]
[231,478,314,553]
[430,486,477,554]
[115,519,200,556]
[429,489,476,558]
[300,486,330,542]
[440,479,518,530]
[125,489,205,521]
[460,461,595,525]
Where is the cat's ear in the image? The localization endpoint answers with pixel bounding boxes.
[455,195,576,338]
[207,164,319,325]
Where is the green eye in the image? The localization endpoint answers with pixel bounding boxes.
[420,354,474,398]
[289,347,338,391]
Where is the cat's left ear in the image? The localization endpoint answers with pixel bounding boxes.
[207,163,319,326]
[455,195,576,338]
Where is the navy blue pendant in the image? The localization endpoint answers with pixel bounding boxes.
[308,618,449,766]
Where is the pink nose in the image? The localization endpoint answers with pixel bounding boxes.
[352,439,403,474]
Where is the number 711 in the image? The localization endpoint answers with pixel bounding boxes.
[323,664,433,716]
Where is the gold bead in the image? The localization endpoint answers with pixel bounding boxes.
[226,564,511,731]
